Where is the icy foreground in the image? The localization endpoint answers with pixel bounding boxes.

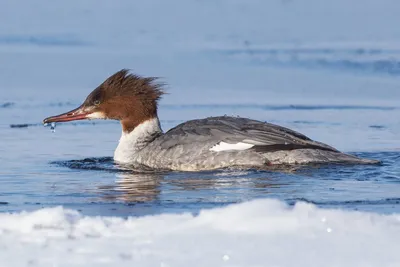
[0,199,399,267]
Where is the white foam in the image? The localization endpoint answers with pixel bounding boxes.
[1,199,400,266]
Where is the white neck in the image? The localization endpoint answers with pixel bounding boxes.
[114,117,162,164]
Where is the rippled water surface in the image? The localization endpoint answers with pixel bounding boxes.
[2,87,400,216]
[2,4,400,216]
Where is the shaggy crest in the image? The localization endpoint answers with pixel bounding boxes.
[84,69,165,107]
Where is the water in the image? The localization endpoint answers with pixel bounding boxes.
[1,95,400,216]
[2,49,400,216]
[50,122,56,132]
[1,0,400,218]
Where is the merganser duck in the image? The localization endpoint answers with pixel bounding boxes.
[43,69,379,171]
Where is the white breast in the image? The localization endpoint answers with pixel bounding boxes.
[114,117,162,163]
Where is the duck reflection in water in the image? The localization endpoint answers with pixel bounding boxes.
[97,172,164,203]
[96,168,288,204]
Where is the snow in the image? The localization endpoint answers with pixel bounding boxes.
[0,199,399,267]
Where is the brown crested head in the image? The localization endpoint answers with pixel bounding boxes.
[43,69,165,133]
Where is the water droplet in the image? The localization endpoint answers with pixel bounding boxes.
[327,227,332,233]
[284,142,288,145]
[222,255,230,261]
[50,122,56,133]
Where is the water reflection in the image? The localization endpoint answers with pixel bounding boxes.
[98,172,163,202]
[96,169,289,205]
[51,153,400,215]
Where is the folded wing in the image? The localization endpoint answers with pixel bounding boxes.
[159,116,338,153]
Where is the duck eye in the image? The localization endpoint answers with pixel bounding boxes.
[93,100,101,106]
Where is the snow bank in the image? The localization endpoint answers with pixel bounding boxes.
[1,199,399,267]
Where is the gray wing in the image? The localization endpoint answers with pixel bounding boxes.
[159,116,338,153]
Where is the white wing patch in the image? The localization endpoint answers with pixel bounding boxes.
[209,142,254,152]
